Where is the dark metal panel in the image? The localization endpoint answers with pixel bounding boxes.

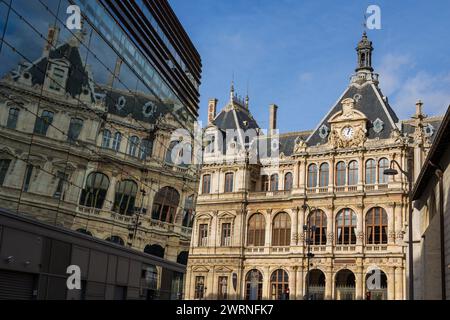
[45,276,67,300]
[88,251,108,283]
[128,260,141,288]
[85,282,106,300]
[71,246,90,279]
[126,287,139,300]
[116,257,129,285]
[48,240,71,276]
[0,270,36,300]
[0,227,42,274]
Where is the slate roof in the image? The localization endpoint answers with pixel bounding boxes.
[279,131,312,156]
[213,102,260,132]
[307,83,399,146]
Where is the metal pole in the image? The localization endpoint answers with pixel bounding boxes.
[407,173,414,300]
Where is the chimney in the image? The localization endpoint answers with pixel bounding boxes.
[269,104,278,134]
[415,100,424,117]
[208,98,218,125]
[107,57,123,88]
[43,25,60,57]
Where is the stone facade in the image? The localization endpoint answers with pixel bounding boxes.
[185,33,443,300]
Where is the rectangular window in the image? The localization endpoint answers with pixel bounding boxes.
[202,175,211,194]
[198,224,208,247]
[6,108,19,129]
[221,223,232,246]
[224,173,233,193]
[0,159,11,186]
[49,67,65,91]
[194,276,205,299]
[23,164,34,192]
[262,175,269,192]
[34,111,54,135]
[218,276,228,300]
[67,118,83,142]
[54,171,68,199]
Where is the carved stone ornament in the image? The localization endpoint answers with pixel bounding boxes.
[294,136,307,154]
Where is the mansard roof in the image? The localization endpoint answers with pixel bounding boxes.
[279,131,312,156]
[307,82,399,146]
[212,99,260,132]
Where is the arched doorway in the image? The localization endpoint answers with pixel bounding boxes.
[306,269,325,300]
[245,269,263,300]
[365,269,388,300]
[335,269,356,300]
[144,244,165,258]
[270,269,289,300]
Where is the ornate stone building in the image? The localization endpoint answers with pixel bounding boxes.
[0,23,199,295]
[185,33,443,300]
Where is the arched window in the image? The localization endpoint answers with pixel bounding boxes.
[113,180,138,216]
[224,172,234,193]
[272,212,291,246]
[245,269,263,300]
[101,129,111,148]
[348,161,359,186]
[319,163,329,187]
[365,159,376,185]
[106,236,124,246]
[247,214,265,247]
[270,269,289,300]
[366,207,388,244]
[144,244,165,258]
[76,229,92,236]
[308,210,327,245]
[112,132,122,151]
[262,175,269,192]
[336,208,357,245]
[270,174,279,191]
[68,118,83,142]
[284,172,293,191]
[202,174,211,194]
[336,162,346,186]
[182,195,195,227]
[128,136,140,157]
[151,187,180,223]
[308,164,318,188]
[79,172,109,209]
[177,251,189,265]
[6,108,19,129]
[140,139,153,160]
[378,158,389,184]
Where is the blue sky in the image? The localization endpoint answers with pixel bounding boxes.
[170,0,450,133]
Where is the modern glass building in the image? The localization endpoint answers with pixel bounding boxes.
[0,0,201,300]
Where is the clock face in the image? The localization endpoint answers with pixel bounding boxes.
[342,126,354,140]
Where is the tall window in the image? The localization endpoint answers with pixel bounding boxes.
[365,159,376,184]
[366,207,388,244]
[378,158,389,184]
[195,276,205,299]
[23,164,34,192]
[101,130,111,148]
[245,270,263,300]
[113,180,138,216]
[270,269,289,300]
[68,118,83,142]
[79,172,109,209]
[53,171,68,199]
[262,175,269,192]
[140,139,153,160]
[221,223,232,246]
[182,195,195,227]
[272,212,291,246]
[224,173,234,193]
[112,132,122,151]
[308,210,327,245]
[0,159,11,186]
[202,175,211,194]
[335,162,346,186]
[151,187,180,223]
[348,161,359,186]
[319,163,329,187]
[34,110,54,135]
[270,174,279,191]
[6,108,19,129]
[247,214,265,247]
[218,276,228,300]
[336,208,357,245]
[284,173,293,191]
[128,136,140,157]
[308,164,318,188]
[198,224,208,247]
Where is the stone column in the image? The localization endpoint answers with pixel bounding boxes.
[293,161,300,189]
[296,266,304,300]
[357,154,364,191]
[326,209,334,247]
[292,208,299,246]
[355,265,364,300]
[329,157,335,192]
[299,160,306,193]
[263,266,270,300]
[387,266,395,300]
[388,204,395,245]
[207,269,214,300]
[395,267,404,300]
[325,269,333,300]
[103,175,118,211]
[395,203,403,245]
[289,266,297,300]
[264,212,272,248]
[356,207,364,246]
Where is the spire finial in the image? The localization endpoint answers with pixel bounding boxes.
[230,80,235,101]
